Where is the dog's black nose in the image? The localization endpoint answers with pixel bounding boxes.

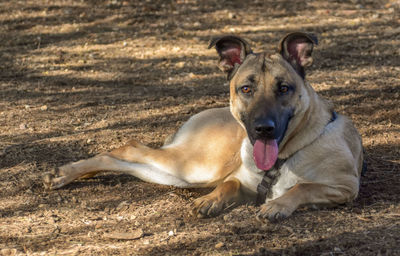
[254,119,275,138]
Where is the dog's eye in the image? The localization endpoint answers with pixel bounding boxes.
[279,85,290,94]
[240,86,252,94]
[279,86,289,93]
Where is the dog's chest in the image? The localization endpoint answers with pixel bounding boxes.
[240,138,300,198]
[266,163,300,202]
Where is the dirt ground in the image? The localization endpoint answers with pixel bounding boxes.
[0,0,399,255]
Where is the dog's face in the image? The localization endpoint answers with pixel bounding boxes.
[229,53,303,145]
[210,32,318,170]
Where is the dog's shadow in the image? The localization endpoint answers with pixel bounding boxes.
[355,144,400,208]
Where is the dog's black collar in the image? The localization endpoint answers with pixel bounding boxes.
[256,111,337,206]
[330,111,337,123]
[256,158,285,206]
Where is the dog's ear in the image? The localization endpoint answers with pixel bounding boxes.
[209,35,252,79]
[278,32,318,78]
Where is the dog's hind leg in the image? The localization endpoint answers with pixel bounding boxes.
[43,140,194,190]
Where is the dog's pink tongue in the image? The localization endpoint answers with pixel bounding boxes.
[253,139,278,171]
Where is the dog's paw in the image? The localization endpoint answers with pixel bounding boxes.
[191,195,226,218]
[256,200,295,222]
[42,166,73,190]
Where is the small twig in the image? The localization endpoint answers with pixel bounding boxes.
[356,216,372,222]
[223,202,237,211]
[383,213,400,218]
[37,36,41,49]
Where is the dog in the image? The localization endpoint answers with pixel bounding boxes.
[43,32,364,221]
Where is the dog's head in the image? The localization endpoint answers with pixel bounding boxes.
[209,32,318,170]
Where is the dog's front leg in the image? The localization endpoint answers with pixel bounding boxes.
[257,182,358,222]
[192,178,243,218]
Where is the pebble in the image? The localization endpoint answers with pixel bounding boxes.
[116,201,130,212]
[334,247,343,253]
[0,248,17,256]
[228,12,236,19]
[83,219,92,225]
[175,62,185,68]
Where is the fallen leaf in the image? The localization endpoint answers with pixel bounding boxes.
[215,242,224,249]
[103,229,144,240]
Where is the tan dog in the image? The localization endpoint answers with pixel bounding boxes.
[43,32,364,221]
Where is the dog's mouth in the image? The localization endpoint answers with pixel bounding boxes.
[253,139,279,171]
[249,112,292,171]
